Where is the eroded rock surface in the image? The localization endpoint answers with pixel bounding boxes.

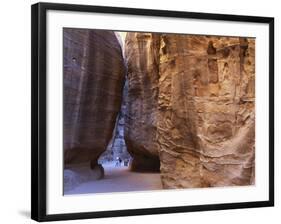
[125,33,255,187]
[124,33,161,171]
[63,28,126,170]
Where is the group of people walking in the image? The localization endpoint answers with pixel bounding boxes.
[115,157,130,167]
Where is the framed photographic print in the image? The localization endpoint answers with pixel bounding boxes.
[31,2,274,222]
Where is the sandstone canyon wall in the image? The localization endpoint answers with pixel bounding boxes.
[125,33,255,187]
[63,28,126,169]
[125,33,161,171]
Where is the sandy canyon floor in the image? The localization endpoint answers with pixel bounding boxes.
[65,162,162,195]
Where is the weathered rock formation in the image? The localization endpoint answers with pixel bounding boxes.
[158,35,255,188]
[63,28,126,170]
[125,33,161,171]
[125,33,255,187]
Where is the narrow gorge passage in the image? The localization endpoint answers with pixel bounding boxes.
[63,28,255,194]
[64,30,162,194]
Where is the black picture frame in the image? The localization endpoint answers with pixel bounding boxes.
[31,2,274,222]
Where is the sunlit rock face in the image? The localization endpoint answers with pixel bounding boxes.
[125,33,255,187]
[124,33,161,171]
[158,35,255,188]
[63,28,126,169]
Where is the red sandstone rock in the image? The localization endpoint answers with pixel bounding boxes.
[63,28,126,168]
[124,32,161,171]
[125,33,255,187]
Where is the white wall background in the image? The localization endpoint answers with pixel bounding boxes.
[0,0,279,223]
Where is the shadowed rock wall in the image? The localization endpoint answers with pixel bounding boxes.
[125,33,255,187]
[124,33,161,171]
[63,28,126,168]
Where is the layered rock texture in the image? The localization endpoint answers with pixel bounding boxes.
[63,28,126,169]
[125,33,255,187]
[125,33,161,171]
